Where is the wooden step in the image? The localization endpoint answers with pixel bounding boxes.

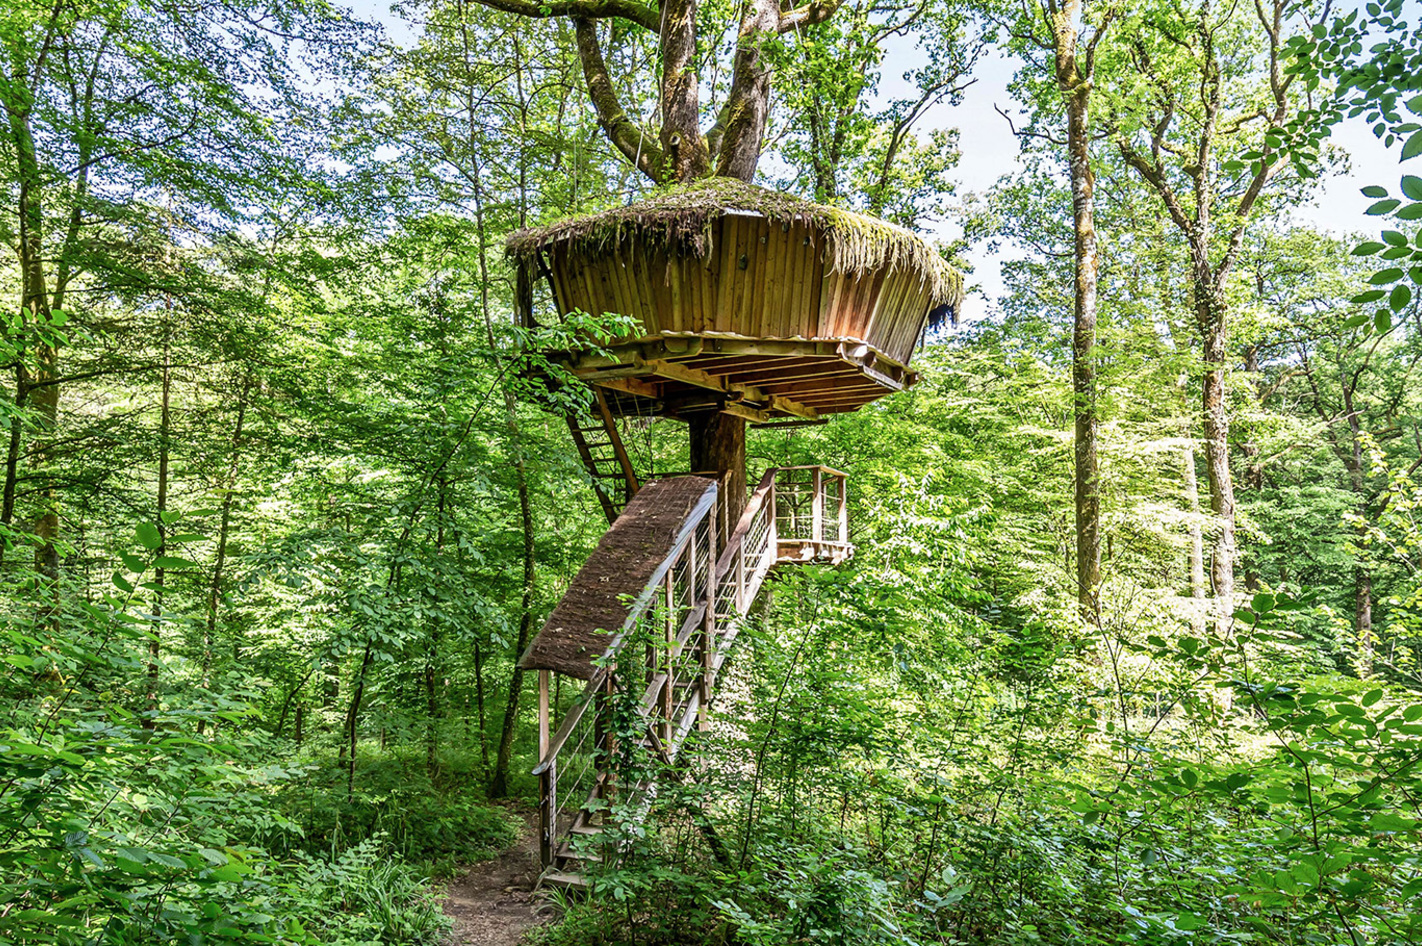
[557,843,603,863]
[569,822,604,836]
[540,869,588,889]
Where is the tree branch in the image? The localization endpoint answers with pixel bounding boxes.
[471,0,660,31]
[572,17,667,181]
[778,0,847,34]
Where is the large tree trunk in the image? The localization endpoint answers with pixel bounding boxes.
[714,0,780,181]
[689,412,747,529]
[659,0,710,181]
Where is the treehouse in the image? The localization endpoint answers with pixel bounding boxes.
[506,179,960,887]
[508,178,963,428]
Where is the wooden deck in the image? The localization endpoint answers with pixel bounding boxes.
[553,332,917,421]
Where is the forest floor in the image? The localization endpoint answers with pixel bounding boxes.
[442,811,548,946]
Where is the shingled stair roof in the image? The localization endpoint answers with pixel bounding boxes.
[520,476,718,680]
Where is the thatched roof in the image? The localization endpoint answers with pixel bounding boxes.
[505,178,963,314]
[521,476,718,680]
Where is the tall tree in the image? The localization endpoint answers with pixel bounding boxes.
[1002,0,1116,621]
[1107,0,1321,639]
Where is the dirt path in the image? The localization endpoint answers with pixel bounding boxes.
[443,813,548,946]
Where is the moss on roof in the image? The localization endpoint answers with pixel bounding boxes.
[506,177,963,310]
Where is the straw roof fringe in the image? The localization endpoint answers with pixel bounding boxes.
[506,178,964,313]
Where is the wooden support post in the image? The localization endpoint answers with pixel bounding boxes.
[812,468,823,544]
[538,670,551,868]
[538,670,550,759]
[838,474,848,545]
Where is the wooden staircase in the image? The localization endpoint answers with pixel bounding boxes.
[532,466,851,887]
[565,388,640,524]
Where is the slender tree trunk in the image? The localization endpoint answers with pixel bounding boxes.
[474,637,489,770]
[1062,64,1100,623]
[200,371,252,732]
[145,325,171,728]
[342,643,373,798]
[425,481,447,779]
[468,103,537,797]
[1342,393,1373,677]
[489,461,535,798]
[1355,564,1373,678]
[1,374,24,535]
[10,104,61,600]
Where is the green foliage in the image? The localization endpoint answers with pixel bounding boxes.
[283,837,453,946]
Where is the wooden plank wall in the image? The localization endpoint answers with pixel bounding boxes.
[548,216,936,366]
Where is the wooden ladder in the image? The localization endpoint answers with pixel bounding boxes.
[566,388,641,525]
[534,467,852,889]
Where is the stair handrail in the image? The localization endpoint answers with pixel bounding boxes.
[533,465,850,875]
[533,482,719,777]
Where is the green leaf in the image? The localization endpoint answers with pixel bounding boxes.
[1390,284,1412,311]
[1404,175,1422,200]
[1404,129,1422,161]
[1367,198,1401,214]
[1370,268,1405,284]
[1353,241,1387,255]
[1176,913,1207,931]
[1181,768,1199,788]
[1383,230,1410,245]
[1362,185,1390,197]
[136,523,162,551]
[1399,202,1422,220]
[1344,313,1371,328]
[1363,688,1384,706]
[154,556,198,570]
[1252,592,1276,613]
[1409,94,1422,116]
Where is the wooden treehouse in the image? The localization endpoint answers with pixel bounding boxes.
[507,178,961,887]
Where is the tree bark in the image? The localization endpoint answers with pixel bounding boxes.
[145,322,172,728]
[425,480,447,779]
[1195,276,1237,643]
[659,0,710,181]
[1054,9,1102,624]
[714,0,781,181]
[689,412,747,528]
[1355,565,1373,678]
[202,371,252,708]
[489,450,536,797]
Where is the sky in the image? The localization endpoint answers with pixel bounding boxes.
[346,0,1402,320]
